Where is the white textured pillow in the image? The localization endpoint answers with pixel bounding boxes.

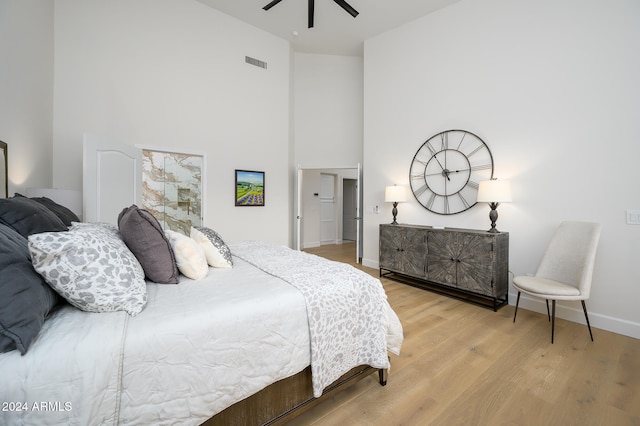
[28,223,147,316]
[193,226,233,268]
[165,230,208,280]
[190,227,231,268]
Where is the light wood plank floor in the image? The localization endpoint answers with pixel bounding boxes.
[292,243,640,425]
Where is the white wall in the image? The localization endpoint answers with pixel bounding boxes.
[292,53,364,249]
[293,53,363,167]
[51,0,292,244]
[363,0,640,337]
[0,0,54,193]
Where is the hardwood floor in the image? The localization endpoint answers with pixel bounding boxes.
[292,243,640,425]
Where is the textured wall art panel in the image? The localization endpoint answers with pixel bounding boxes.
[142,149,203,235]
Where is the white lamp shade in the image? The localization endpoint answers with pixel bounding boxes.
[476,180,512,203]
[385,185,408,203]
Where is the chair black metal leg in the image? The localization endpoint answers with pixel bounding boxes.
[551,300,556,344]
[513,291,521,323]
[546,299,550,322]
[582,300,594,342]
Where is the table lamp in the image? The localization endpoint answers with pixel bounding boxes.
[385,185,408,225]
[476,179,511,233]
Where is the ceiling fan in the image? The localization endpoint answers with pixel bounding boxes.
[263,0,359,29]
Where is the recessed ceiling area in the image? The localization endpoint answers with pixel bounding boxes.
[196,0,462,56]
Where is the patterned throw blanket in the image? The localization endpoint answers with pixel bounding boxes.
[230,241,392,397]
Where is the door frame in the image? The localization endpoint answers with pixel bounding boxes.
[295,164,362,263]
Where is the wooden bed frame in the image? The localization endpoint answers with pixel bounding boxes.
[205,365,387,425]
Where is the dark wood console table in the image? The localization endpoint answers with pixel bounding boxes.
[379,224,509,311]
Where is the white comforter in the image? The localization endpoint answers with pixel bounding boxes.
[0,243,403,425]
[0,306,127,425]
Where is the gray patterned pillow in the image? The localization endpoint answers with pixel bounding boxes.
[194,226,233,268]
[28,223,147,316]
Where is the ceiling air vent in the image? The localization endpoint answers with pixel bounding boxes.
[245,56,267,69]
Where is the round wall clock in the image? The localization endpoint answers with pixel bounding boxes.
[409,129,494,215]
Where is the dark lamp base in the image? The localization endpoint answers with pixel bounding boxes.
[487,202,501,233]
[391,202,399,224]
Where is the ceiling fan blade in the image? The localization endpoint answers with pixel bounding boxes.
[333,0,359,18]
[263,0,283,11]
[308,0,315,28]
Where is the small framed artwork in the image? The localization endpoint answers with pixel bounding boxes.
[235,170,265,206]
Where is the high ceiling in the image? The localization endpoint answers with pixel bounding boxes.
[196,0,462,56]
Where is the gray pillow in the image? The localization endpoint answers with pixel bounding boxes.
[118,205,179,284]
[0,195,67,237]
[23,194,80,226]
[29,223,147,316]
[0,224,61,354]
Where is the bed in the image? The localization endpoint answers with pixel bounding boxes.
[0,193,403,425]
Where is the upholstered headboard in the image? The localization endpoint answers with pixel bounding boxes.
[83,134,141,224]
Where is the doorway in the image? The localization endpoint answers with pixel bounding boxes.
[295,165,362,263]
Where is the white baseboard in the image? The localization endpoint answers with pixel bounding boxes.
[512,293,640,340]
[304,240,344,249]
[362,258,378,270]
[302,241,320,249]
[365,258,640,340]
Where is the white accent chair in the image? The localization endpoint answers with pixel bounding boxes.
[513,221,602,343]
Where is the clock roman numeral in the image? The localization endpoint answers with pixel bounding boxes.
[440,132,448,150]
[455,131,468,150]
[425,141,437,156]
[467,143,489,157]
[470,163,492,171]
[467,180,479,190]
[412,156,429,166]
[413,184,428,197]
[458,192,470,209]
[467,144,486,157]
[411,173,425,181]
[425,192,436,209]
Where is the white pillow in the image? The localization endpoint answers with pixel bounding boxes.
[165,230,208,280]
[28,223,147,316]
[190,227,232,268]
[193,226,233,268]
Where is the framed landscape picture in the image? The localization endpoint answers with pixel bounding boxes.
[235,170,265,206]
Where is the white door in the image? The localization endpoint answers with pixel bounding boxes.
[319,174,336,245]
[356,163,362,263]
[342,179,357,241]
[295,166,303,250]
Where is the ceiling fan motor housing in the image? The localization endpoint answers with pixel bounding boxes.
[263,0,359,28]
